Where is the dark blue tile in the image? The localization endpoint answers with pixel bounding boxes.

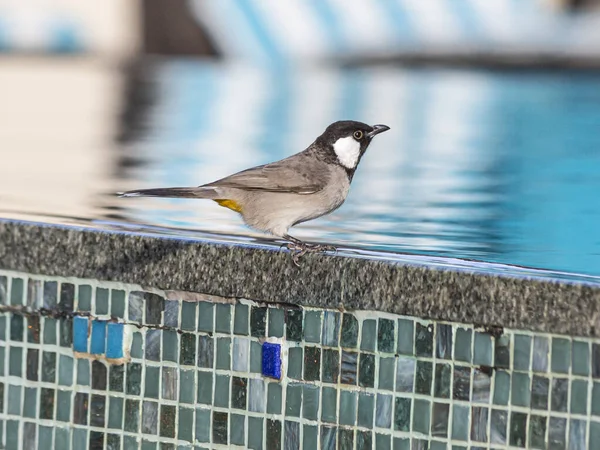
[262,343,282,379]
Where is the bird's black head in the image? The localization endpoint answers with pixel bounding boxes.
[314,120,390,176]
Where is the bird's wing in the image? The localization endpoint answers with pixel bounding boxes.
[204,153,328,194]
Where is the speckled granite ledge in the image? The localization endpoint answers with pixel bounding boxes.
[1,220,599,337]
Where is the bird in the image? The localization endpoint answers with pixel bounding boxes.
[119,120,390,263]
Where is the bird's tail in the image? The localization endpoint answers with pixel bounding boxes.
[118,186,218,199]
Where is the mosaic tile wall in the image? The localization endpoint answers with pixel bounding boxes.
[0,270,599,450]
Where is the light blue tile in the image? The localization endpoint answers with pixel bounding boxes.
[106,323,124,359]
[532,336,549,373]
[90,320,107,355]
[321,311,340,347]
[248,378,266,413]
[232,338,250,372]
[72,316,88,352]
[375,394,392,428]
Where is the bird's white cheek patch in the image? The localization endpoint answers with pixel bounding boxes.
[333,136,361,169]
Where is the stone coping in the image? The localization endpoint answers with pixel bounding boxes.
[1,219,599,338]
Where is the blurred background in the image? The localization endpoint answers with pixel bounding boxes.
[1,0,600,277]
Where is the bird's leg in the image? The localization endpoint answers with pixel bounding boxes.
[282,235,337,266]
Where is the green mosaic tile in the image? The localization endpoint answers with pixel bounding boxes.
[304,311,322,343]
[415,323,433,357]
[181,301,197,331]
[451,404,469,441]
[91,361,107,390]
[38,426,53,450]
[11,278,24,305]
[250,341,262,373]
[302,425,317,450]
[266,419,281,450]
[7,385,21,415]
[431,403,449,438]
[78,284,92,311]
[5,420,18,450]
[551,378,569,412]
[142,401,158,435]
[0,276,6,304]
[123,435,138,449]
[0,316,6,341]
[511,372,531,407]
[572,340,590,376]
[531,375,549,410]
[321,387,337,423]
[59,317,72,347]
[232,376,247,410]
[304,346,320,381]
[234,303,249,335]
[109,365,124,392]
[454,328,472,362]
[108,397,124,429]
[197,335,213,368]
[453,366,470,401]
[74,392,89,425]
[160,405,176,438]
[473,332,492,366]
[378,318,395,353]
[214,375,230,408]
[267,382,282,414]
[551,337,571,374]
[395,356,415,393]
[493,370,510,405]
[179,369,195,404]
[357,393,375,428]
[394,397,411,432]
[10,314,23,341]
[434,363,451,398]
[322,311,340,347]
[509,412,527,447]
[361,319,377,351]
[110,289,125,318]
[180,333,197,366]
[230,413,245,446]
[358,353,375,388]
[375,394,392,428]
[288,347,302,379]
[42,317,56,344]
[320,425,336,450]
[490,409,507,445]
[436,324,452,359]
[39,388,54,420]
[96,287,109,315]
[569,419,586,449]
[216,337,231,370]
[412,399,431,434]
[248,417,264,449]
[322,349,339,383]
[26,348,38,381]
[549,419,567,450]
[302,385,319,421]
[268,307,284,337]
[164,300,179,328]
[494,334,510,369]
[58,355,74,386]
[126,363,142,395]
[340,350,357,385]
[472,368,491,403]
[593,382,600,416]
[195,408,210,443]
[77,358,90,386]
[379,357,395,391]
[215,303,231,333]
[339,429,354,450]
[415,360,433,395]
[341,313,358,348]
[55,427,69,450]
[532,336,549,372]
[197,371,212,405]
[529,415,546,449]
[593,343,600,378]
[471,406,488,442]
[27,316,40,344]
[23,387,37,418]
[339,390,357,425]
[250,306,267,338]
[56,390,71,422]
[72,428,87,450]
[429,442,445,450]
[570,379,588,414]
[285,383,302,417]
[131,332,143,359]
[285,309,303,341]
[590,422,600,450]
[357,432,372,449]
[146,329,161,361]
[197,301,214,332]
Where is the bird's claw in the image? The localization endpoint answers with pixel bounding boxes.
[284,242,337,266]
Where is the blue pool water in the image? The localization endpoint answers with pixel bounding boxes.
[113,62,600,278]
[1,60,599,280]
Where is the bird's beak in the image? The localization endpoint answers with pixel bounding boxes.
[367,124,390,138]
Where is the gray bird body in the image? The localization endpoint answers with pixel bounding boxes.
[120,121,389,241]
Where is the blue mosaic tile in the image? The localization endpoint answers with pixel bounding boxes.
[90,320,107,355]
[262,342,282,379]
[72,316,88,352]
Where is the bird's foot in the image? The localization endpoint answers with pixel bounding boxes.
[284,241,337,266]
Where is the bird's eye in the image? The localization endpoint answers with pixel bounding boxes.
[353,130,363,140]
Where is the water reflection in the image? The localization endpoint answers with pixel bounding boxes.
[111,61,600,277]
